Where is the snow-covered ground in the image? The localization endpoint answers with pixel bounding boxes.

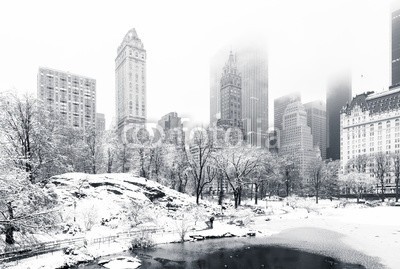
[1,173,400,269]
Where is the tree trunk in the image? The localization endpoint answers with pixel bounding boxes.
[396,179,399,202]
[357,193,360,203]
[238,187,242,206]
[316,188,319,204]
[5,202,15,244]
[218,176,224,205]
[255,184,259,205]
[233,191,239,209]
[5,225,15,245]
[286,180,290,197]
[380,179,385,202]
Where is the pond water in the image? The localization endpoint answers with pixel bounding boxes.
[82,237,366,269]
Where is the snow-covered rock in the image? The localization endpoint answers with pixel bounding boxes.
[48,173,197,234]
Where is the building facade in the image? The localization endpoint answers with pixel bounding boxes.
[274,92,301,132]
[326,73,352,160]
[217,51,243,131]
[280,101,315,178]
[340,86,400,193]
[158,112,185,146]
[279,101,316,178]
[96,113,106,133]
[210,45,268,146]
[392,6,400,86]
[304,100,327,159]
[37,67,96,131]
[115,28,147,132]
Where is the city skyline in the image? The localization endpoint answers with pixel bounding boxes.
[0,0,395,129]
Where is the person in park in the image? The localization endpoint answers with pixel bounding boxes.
[209,216,215,229]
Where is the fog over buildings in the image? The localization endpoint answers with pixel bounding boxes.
[0,0,393,128]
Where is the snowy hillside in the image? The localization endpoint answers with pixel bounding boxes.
[48,173,198,235]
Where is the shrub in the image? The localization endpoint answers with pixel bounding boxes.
[129,234,154,249]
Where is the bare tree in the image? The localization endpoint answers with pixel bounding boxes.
[248,151,277,205]
[85,127,104,174]
[372,153,391,202]
[392,154,400,202]
[279,155,300,197]
[175,214,191,243]
[214,146,261,208]
[309,157,325,204]
[187,129,214,204]
[346,154,369,173]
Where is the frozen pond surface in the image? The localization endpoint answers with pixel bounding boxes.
[83,227,382,269]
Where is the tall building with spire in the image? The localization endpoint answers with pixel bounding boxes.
[392,4,400,86]
[210,44,268,146]
[115,28,147,132]
[217,51,243,131]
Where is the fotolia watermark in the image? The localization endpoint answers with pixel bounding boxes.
[119,118,281,150]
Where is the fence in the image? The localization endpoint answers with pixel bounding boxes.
[0,227,163,263]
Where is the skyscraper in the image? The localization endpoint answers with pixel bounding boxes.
[238,47,268,147]
[115,28,147,132]
[274,92,301,131]
[326,73,352,160]
[37,67,96,131]
[392,5,400,86]
[304,100,327,159]
[210,45,268,146]
[217,51,243,131]
[96,113,106,133]
[280,101,315,178]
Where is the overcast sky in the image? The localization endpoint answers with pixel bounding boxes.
[0,0,397,128]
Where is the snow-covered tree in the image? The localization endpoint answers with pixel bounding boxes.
[339,172,375,203]
[391,153,400,202]
[371,152,391,202]
[248,151,277,204]
[279,155,300,197]
[187,128,214,204]
[214,146,261,208]
[84,127,104,174]
[0,93,62,182]
[0,156,59,244]
[346,154,369,173]
[162,145,190,192]
[308,159,340,203]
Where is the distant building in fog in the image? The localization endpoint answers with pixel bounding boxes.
[210,44,268,146]
[37,67,96,131]
[304,100,327,159]
[96,113,105,133]
[217,51,243,132]
[274,92,301,131]
[158,112,184,147]
[392,5,400,86]
[280,101,315,178]
[326,73,352,160]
